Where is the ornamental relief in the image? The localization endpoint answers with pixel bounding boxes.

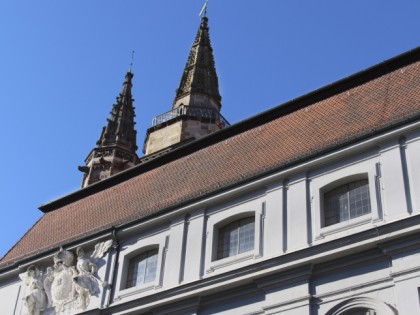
[19,240,113,315]
[115,150,134,162]
[93,150,113,158]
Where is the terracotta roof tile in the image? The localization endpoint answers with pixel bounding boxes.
[1,55,420,268]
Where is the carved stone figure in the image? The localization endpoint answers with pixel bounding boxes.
[72,247,98,310]
[43,267,54,308]
[19,240,112,315]
[50,258,75,312]
[19,265,48,315]
[72,241,112,310]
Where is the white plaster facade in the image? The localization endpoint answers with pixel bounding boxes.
[1,119,420,315]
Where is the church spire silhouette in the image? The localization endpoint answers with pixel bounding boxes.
[143,15,228,156]
[79,63,139,188]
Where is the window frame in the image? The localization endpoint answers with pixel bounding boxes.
[125,247,159,289]
[204,196,265,275]
[115,230,168,300]
[317,173,376,235]
[216,216,256,260]
[310,158,382,241]
[322,178,372,228]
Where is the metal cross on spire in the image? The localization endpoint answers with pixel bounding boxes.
[129,50,135,73]
[199,0,209,18]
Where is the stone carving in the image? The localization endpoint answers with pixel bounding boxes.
[115,150,134,162]
[94,150,113,158]
[72,244,109,310]
[19,240,113,315]
[19,266,48,315]
[50,251,76,313]
[43,268,54,308]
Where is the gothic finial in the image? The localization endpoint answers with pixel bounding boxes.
[199,0,208,18]
[129,50,135,73]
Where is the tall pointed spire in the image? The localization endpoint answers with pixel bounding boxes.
[143,16,229,156]
[172,16,222,111]
[79,69,139,188]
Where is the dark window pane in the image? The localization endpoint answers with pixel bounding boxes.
[324,179,371,227]
[217,217,255,260]
[126,248,158,289]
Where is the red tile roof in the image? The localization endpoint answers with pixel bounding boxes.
[2,49,420,269]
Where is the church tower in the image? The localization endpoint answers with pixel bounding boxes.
[79,70,139,188]
[143,16,229,155]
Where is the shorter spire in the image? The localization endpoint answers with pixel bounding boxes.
[97,70,137,152]
[79,69,139,188]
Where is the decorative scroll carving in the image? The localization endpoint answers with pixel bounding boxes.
[19,240,113,315]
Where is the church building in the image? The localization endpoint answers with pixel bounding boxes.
[1,11,420,315]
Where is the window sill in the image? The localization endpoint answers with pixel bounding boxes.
[206,251,255,274]
[316,214,376,240]
[116,283,159,300]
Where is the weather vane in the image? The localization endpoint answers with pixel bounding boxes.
[129,50,135,73]
[199,0,209,18]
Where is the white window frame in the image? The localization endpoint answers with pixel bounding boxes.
[216,215,256,260]
[321,177,372,228]
[125,248,159,289]
[311,158,381,240]
[115,231,168,300]
[205,197,265,275]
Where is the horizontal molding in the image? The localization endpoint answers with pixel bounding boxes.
[102,217,420,314]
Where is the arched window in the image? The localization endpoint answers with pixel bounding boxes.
[326,297,397,315]
[217,216,255,260]
[126,248,158,289]
[323,179,371,227]
[342,309,376,315]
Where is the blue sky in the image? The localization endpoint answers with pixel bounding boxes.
[0,0,419,259]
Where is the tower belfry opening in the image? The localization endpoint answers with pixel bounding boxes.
[143,16,229,156]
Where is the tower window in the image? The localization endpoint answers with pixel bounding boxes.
[323,179,371,227]
[217,217,255,260]
[126,248,158,289]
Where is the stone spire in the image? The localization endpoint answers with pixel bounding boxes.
[97,71,138,152]
[79,70,139,188]
[143,16,229,156]
[172,16,222,111]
